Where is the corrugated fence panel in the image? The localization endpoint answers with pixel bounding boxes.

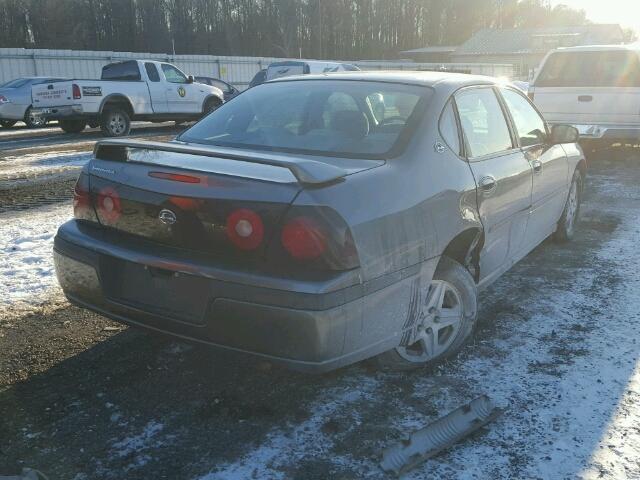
[0,48,515,88]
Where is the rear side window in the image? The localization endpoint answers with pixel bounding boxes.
[455,88,513,158]
[101,61,141,81]
[439,101,461,155]
[145,63,160,82]
[536,51,640,88]
[500,88,547,147]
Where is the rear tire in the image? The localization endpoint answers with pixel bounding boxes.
[100,108,131,137]
[554,170,583,243]
[0,120,17,129]
[24,107,47,128]
[376,257,478,370]
[202,98,221,117]
[59,119,86,134]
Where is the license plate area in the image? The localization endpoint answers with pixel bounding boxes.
[102,258,210,325]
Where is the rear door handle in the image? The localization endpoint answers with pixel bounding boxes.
[578,95,593,103]
[531,160,543,173]
[479,175,497,193]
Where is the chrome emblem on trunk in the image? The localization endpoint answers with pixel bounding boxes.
[158,209,177,225]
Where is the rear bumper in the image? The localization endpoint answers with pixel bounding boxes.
[54,220,436,372]
[32,104,89,121]
[551,123,640,140]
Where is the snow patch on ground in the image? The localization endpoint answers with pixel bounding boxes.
[0,150,91,182]
[0,202,72,313]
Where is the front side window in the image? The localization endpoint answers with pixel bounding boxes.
[161,64,188,84]
[455,88,513,158]
[500,88,547,147]
[179,80,430,159]
[145,63,160,82]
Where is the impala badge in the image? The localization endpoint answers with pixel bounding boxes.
[158,209,177,225]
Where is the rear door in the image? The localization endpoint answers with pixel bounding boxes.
[499,87,569,250]
[143,62,169,113]
[455,86,533,284]
[532,50,640,127]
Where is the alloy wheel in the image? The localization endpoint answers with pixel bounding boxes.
[395,280,464,363]
[108,114,127,135]
[565,180,578,235]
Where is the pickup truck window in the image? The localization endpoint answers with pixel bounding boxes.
[102,61,141,81]
[145,63,160,82]
[161,64,188,84]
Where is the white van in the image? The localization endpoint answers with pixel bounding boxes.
[530,45,640,144]
[265,61,359,81]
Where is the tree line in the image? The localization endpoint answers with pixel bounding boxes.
[0,0,629,60]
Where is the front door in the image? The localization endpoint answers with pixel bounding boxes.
[455,87,533,285]
[499,87,569,249]
[160,64,199,113]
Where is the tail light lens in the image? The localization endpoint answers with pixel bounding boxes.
[72,84,81,100]
[281,217,327,260]
[273,207,359,271]
[226,208,264,251]
[96,186,122,224]
[73,172,97,222]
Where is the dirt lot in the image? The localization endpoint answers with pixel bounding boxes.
[1,129,639,479]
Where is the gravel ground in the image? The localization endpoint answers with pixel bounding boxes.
[0,138,639,479]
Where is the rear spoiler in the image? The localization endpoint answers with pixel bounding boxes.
[94,139,348,185]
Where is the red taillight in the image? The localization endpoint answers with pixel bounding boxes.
[96,186,121,224]
[281,216,327,260]
[149,171,201,184]
[72,84,81,100]
[226,208,264,250]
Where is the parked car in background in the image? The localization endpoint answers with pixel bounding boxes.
[31,60,224,137]
[248,69,267,88]
[265,60,360,81]
[54,72,585,373]
[0,77,68,128]
[530,45,640,149]
[194,76,240,101]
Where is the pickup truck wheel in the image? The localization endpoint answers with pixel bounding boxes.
[202,98,221,116]
[59,120,87,134]
[0,120,17,129]
[101,108,131,137]
[376,257,478,370]
[554,170,583,243]
[24,107,47,128]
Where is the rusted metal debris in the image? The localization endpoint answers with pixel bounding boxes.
[380,395,502,476]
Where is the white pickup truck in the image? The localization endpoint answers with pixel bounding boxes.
[31,60,225,137]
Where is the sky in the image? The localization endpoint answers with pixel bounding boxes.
[551,0,640,36]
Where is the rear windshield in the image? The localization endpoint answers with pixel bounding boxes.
[536,51,640,88]
[101,61,141,81]
[179,80,430,159]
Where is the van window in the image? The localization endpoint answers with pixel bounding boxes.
[536,51,640,88]
[455,88,513,158]
[101,61,141,81]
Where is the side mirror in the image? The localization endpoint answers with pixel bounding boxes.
[187,75,194,84]
[551,124,579,144]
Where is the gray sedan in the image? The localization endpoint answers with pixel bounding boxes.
[0,77,67,128]
[53,72,585,372]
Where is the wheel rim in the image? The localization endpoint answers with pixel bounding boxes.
[108,114,127,135]
[28,110,45,127]
[565,180,579,234]
[395,280,464,363]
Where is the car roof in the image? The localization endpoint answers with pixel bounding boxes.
[268,70,498,90]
